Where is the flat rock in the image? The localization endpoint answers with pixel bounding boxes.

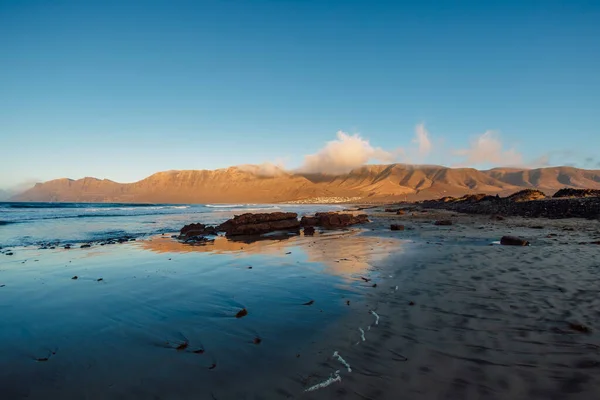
[310,212,369,229]
[218,212,299,236]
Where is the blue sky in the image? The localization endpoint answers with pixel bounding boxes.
[1,0,599,189]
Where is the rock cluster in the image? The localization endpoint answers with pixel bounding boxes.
[553,188,600,198]
[178,211,369,240]
[421,189,600,219]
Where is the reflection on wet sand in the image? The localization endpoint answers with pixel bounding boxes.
[138,230,405,276]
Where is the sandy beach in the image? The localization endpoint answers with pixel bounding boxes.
[1,206,599,399]
[288,209,600,400]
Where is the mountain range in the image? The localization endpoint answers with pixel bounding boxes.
[10,164,600,203]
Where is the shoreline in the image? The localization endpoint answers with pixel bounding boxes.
[2,207,600,398]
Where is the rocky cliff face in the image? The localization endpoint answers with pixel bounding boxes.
[10,164,600,203]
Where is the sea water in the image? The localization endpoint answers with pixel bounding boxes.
[0,202,343,247]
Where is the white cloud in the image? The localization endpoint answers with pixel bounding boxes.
[454,130,523,166]
[299,131,401,174]
[412,123,432,156]
[238,161,287,177]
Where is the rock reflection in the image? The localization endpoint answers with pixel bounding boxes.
[138,230,404,276]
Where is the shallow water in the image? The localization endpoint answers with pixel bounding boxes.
[0,202,343,247]
[0,231,404,399]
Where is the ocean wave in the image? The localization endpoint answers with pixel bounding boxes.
[0,220,18,225]
[205,204,249,208]
[3,202,162,209]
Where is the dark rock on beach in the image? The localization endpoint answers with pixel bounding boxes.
[500,236,529,246]
[434,220,453,226]
[180,223,217,238]
[303,212,368,229]
[303,226,316,235]
[218,212,300,236]
[390,224,405,231]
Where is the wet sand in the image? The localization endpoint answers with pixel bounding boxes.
[289,209,600,400]
[1,210,599,399]
[0,230,405,399]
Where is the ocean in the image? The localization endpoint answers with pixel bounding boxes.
[0,202,344,248]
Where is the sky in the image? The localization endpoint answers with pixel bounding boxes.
[1,0,599,190]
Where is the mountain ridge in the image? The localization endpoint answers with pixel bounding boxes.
[10,164,600,203]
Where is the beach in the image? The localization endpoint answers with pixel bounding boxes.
[1,204,599,399]
[294,209,600,400]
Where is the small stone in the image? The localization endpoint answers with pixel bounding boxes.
[235,308,248,318]
[569,323,591,333]
[80,244,91,248]
[390,224,405,231]
[71,276,78,280]
[500,236,529,246]
[303,226,315,235]
[409,301,415,306]
[434,220,452,226]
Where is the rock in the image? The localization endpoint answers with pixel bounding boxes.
[311,212,369,229]
[300,216,318,227]
[303,226,315,235]
[71,276,78,280]
[531,225,544,229]
[409,301,415,306]
[184,236,213,244]
[421,188,600,220]
[396,209,406,215]
[218,212,299,236]
[500,236,529,246]
[63,245,71,249]
[384,208,399,213]
[491,215,505,221]
[235,308,248,318]
[508,189,547,202]
[80,244,91,248]
[568,322,591,333]
[553,188,600,198]
[180,223,217,238]
[434,220,452,226]
[390,224,405,231]
[5,252,13,256]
